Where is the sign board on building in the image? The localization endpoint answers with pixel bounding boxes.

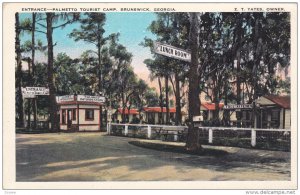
[77,95,105,103]
[22,87,49,96]
[154,42,191,62]
[223,104,253,109]
[56,95,75,103]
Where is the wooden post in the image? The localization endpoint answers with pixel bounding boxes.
[147,125,151,139]
[125,125,128,136]
[174,131,178,142]
[77,102,79,131]
[251,129,256,147]
[107,123,111,135]
[209,128,213,144]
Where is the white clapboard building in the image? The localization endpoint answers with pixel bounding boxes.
[56,95,105,131]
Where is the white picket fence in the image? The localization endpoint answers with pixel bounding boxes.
[107,123,291,149]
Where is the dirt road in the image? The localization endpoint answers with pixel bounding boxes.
[16,132,290,181]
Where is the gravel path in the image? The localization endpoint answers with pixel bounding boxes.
[16,132,291,181]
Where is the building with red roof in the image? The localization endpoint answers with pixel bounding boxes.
[114,107,176,124]
[200,102,233,121]
[143,107,176,124]
[256,95,291,129]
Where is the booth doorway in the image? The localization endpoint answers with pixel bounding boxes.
[67,109,72,129]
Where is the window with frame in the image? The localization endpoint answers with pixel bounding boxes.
[271,109,280,128]
[85,109,94,120]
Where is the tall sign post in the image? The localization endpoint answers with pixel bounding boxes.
[153,13,201,151]
[21,87,49,129]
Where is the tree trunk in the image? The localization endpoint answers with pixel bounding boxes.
[27,58,31,128]
[185,13,202,152]
[165,75,170,124]
[223,76,230,126]
[212,85,220,123]
[15,13,24,127]
[46,13,59,131]
[236,47,242,127]
[212,78,220,122]
[97,45,103,128]
[27,98,31,128]
[175,73,182,125]
[251,13,263,128]
[32,13,37,129]
[121,89,125,123]
[158,77,163,124]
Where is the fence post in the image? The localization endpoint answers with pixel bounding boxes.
[208,128,213,144]
[174,132,178,141]
[251,129,256,147]
[107,123,111,135]
[125,125,128,136]
[147,125,152,139]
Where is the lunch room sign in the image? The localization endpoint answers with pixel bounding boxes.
[154,42,191,62]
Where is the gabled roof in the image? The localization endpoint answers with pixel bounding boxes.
[143,107,176,113]
[201,102,224,110]
[264,95,290,109]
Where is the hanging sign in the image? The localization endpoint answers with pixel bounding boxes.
[223,104,253,109]
[77,95,105,103]
[154,42,191,62]
[22,87,49,96]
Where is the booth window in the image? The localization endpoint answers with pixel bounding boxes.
[72,109,76,121]
[62,109,66,124]
[85,109,94,120]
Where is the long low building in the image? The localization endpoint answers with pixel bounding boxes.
[220,95,290,129]
[114,107,176,124]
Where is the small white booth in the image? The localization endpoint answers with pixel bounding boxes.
[56,95,105,131]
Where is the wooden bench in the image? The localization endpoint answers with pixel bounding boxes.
[158,126,187,141]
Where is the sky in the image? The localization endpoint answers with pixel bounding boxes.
[20,12,157,86]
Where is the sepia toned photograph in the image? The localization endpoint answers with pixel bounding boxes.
[2,2,297,190]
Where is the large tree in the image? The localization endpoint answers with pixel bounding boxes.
[69,13,118,127]
[15,13,24,127]
[143,13,191,125]
[185,12,202,151]
[44,13,79,131]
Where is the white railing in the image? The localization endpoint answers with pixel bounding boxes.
[107,123,186,140]
[194,126,290,147]
[107,123,291,149]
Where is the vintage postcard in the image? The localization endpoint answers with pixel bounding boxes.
[2,2,298,190]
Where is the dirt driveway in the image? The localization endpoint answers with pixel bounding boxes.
[16,132,290,181]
